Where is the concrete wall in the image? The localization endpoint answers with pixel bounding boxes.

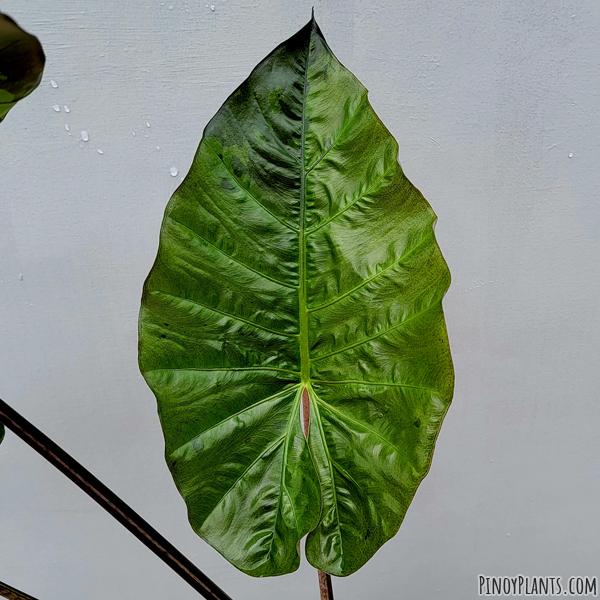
[1,1,599,598]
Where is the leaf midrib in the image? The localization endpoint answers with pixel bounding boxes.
[298,29,346,566]
[298,31,312,386]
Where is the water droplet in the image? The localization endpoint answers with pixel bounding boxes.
[18,273,24,281]
[170,167,178,177]
[568,152,574,158]
[146,121,151,128]
[211,5,215,10]
[53,105,61,112]
[132,132,136,136]
[51,80,58,88]
[64,105,70,113]
[65,124,70,131]
[156,146,161,150]
[98,149,104,155]
[168,4,173,9]
[506,533,510,537]
[81,130,89,142]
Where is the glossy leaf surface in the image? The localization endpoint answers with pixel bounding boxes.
[139,16,453,577]
[0,13,45,123]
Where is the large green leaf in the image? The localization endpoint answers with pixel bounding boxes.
[139,15,453,578]
[0,13,45,123]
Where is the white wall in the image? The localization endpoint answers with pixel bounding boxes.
[1,1,599,598]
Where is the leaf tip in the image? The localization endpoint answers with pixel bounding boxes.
[309,6,322,32]
[307,6,323,39]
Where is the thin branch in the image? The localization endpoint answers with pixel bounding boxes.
[0,398,233,600]
[0,580,40,600]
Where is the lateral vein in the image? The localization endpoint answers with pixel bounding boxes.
[308,230,434,312]
[204,140,300,233]
[305,92,369,177]
[310,379,439,393]
[310,301,438,362]
[168,216,299,290]
[173,385,301,455]
[305,160,398,237]
[314,396,419,472]
[144,367,301,375]
[150,290,299,338]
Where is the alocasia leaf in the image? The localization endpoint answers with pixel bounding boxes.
[139,15,454,577]
[0,13,45,123]
[0,422,4,445]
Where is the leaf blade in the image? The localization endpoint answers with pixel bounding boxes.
[139,16,453,578]
[0,13,45,123]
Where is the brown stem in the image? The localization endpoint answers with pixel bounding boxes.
[0,580,40,600]
[0,398,232,600]
[318,571,335,600]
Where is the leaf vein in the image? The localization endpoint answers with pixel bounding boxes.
[204,140,300,233]
[329,458,384,527]
[144,367,301,376]
[200,436,286,527]
[266,389,303,559]
[314,396,419,473]
[150,290,298,338]
[173,385,301,455]
[311,379,439,393]
[310,397,345,559]
[168,216,299,289]
[250,88,302,165]
[305,160,398,237]
[310,301,438,362]
[305,93,369,177]
[308,231,435,312]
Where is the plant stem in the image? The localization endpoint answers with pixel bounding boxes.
[0,398,233,600]
[318,571,335,600]
[0,580,40,600]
